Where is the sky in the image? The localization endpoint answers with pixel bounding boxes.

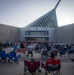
[0,0,74,28]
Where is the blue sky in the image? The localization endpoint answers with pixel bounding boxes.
[0,0,74,28]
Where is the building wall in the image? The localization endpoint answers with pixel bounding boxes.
[19,27,56,42]
[19,27,26,41]
[1,23,74,44]
[55,24,74,43]
[0,24,19,43]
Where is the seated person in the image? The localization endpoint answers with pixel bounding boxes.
[1,51,7,60]
[44,53,61,71]
[26,44,33,57]
[0,47,7,62]
[41,48,49,57]
[24,58,40,73]
[8,51,18,63]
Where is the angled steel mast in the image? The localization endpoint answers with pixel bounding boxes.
[54,0,61,10]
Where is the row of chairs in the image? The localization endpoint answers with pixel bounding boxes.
[16,48,26,54]
[24,59,61,75]
[59,49,74,56]
[0,50,19,64]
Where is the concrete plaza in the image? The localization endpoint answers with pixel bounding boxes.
[0,47,74,75]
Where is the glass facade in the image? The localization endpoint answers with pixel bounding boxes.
[29,9,58,28]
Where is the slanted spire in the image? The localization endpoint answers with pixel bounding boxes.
[54,0,61,10]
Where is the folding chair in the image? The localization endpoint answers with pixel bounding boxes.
[24,60,41,75]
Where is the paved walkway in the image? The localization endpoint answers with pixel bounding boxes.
[0,47,74,75]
